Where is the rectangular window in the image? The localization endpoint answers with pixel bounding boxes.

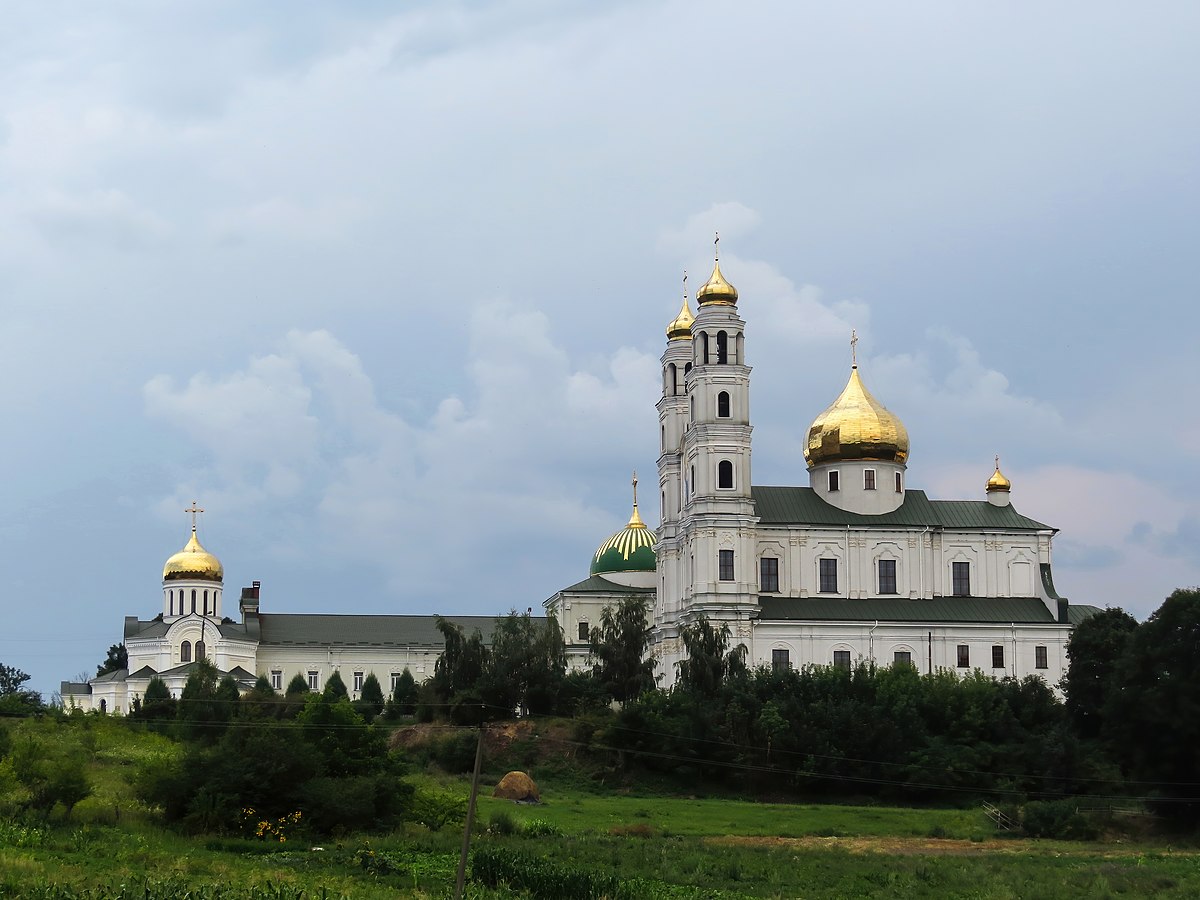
[772,648,790,672]
[578,621,589,642]
[833,650,851,671]
[718,549,735,581]
[390,672,401,692]
[952,561,971,597]
[270,670,282,691]
[819,558,838,593]
[992,645,1005,669]
[828,470,840,492]
[353,671,364,693]
[864,469,876,491]
[307,670,319,692]
[760,557,779,592]
[957,645,970,668]
[895,471,903,493]
[1035,646,1048,669]
[878,559,897,594]
[894,650,912,666]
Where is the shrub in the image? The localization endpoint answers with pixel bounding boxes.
[1022,800,1098,840]
[489,809,517,835]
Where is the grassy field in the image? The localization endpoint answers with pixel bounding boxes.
[2,717,1200,898]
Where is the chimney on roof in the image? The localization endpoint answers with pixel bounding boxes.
[239,581,261,620]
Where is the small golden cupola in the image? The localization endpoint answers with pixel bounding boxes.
[986,456,1012,507]
[695,233,738,307]
[163,502,224,583]
[666,273,695,341]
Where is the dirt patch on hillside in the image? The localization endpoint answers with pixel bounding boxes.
[707,835,1200,858]
[389,720,575,760]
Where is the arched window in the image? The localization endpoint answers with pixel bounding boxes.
[717,391,730,418]
[661,425,666,449]
[700,332,709,364]
[196,641,206,660]
[684,362,692,377]
[690,465,696,496]
[204,590,209,614]
[716,331,728,364]
[99,699,107,713]
[690,395,695,421]
[718,460,734,489]
[191,589,197,614]
[169,590,174,616]
[661,490,666,518]
[181,640,192,663]
[736,333,745,365]
[668,363,678,396]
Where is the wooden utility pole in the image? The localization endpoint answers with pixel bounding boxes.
[453,714,486,900]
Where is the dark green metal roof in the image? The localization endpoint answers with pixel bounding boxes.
[554,574,655,595]
[256,614,508,647]
[1067,605,1104,625]
[757,596,1064,624]
[751,486,1052,531]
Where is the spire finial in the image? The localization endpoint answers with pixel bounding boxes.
[682,269,688,298]
[995,453,1000,469]
[714,231,720,261]
[850,329,858,367]
[185,500,204,533]
[632,470,638,508]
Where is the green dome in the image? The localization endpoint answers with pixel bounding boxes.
[590,503,657,575]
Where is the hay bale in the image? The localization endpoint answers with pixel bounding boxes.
[493,770,540,802]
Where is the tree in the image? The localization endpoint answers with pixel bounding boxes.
[132,676,176,725]
[285,672,309,696]
[1105,588,1200,821]
[1061,607,1138,739]
[177,659,229,742]
[589,597,656,703]
[483,610,568,717]
[0,663,41,716]
[323,670,348,701]
[10,737,92,820]
[358,672,385,718]
[96,643,128,677]
[392,668,418,715]
[675,616,747,699]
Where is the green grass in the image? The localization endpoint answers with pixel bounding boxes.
[3,717,1200,898]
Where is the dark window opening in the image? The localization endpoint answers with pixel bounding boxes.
[819,558,838,593]
[952,561,970,597]
[828,470,840,492]
[895,471,903,493]
[716,330,728,364]
[957,645,970,668]
[1035,645,1048,669]
[772,648,790,672]
[992,645,1005,668]
[668,362,678,396]
[196,641,206,660]
[833,650,851,671]
[717,391,730,417]
[894,651,912,666]
[760,557,779,592]
[864,469,876,491]
[718,460,734,489]
[878,559,897,594]
[578,622,589,642]
[718,549,735,581]
[700,332,709,364]
[181,640,192,663]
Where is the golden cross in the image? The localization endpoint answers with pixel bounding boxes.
[682,269,688,297]
[714,231,720,260]
[995,454,1001,469]
[185,500,204,532]
[631,470,639,508]
[850,329,858,366]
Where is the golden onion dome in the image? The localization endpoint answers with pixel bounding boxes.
[696,259,738,306]
[666,291,695,341]
[163,529,224,582]
[986,458,1012,493]
[805,367,910,466]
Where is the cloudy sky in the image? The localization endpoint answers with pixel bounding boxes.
[3,1,1197,696]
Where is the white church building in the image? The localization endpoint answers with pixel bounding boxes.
[64,247,1097,713]
[547,248,1098,686]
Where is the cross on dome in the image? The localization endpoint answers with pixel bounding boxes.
[185,500,205,533]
